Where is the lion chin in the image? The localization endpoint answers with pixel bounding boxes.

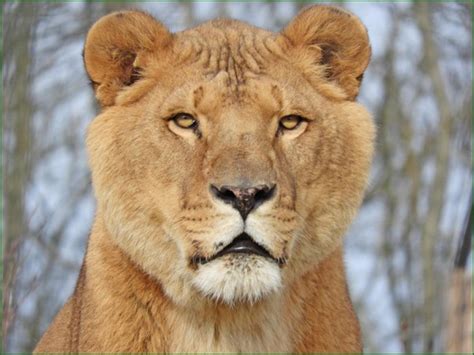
[192,254,282,305]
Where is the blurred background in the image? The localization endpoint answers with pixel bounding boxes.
[2,1,472,352]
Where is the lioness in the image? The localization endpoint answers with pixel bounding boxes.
[35,5,374,352]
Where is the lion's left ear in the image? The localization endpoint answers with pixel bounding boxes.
[281,6,371,100]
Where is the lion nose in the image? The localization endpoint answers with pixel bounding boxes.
[210,184,276,219]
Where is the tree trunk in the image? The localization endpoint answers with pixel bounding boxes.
[414,3,455,351]
[3,3,39,351]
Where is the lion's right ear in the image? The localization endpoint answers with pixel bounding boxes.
[84,11,172,107]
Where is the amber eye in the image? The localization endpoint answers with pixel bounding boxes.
[279,115,304,130]
[171,113,198,129]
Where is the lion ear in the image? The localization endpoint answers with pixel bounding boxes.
[83,11,172,107]
[281,6,371,100]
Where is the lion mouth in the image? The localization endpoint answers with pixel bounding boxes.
[215,233,271,259]
[192,233,280,265]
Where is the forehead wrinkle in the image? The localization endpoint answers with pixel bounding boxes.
[207,44,220,75]
[219,41,230,74]
[242,33,266,70]
[182,26,276,79]
[173,21,290,108]
[197,38,211,69]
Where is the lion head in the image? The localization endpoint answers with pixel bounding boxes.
[83,6,374,307]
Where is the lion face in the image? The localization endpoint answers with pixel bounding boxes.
[84,7,374,306]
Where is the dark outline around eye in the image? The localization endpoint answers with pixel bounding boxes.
[278,115,306,131]
[170,113,198,130]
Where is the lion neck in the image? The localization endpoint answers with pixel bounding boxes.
[84,217,292,352]
[165,294,291,352]
[82,217,358,352]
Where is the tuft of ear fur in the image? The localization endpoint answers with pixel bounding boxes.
[84,11,172,107]
[282,5,371,100]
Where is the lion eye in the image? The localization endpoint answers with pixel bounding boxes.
[171,113,198,129]
[279,115,304,130]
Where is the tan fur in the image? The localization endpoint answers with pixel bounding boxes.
[35,5,374,352]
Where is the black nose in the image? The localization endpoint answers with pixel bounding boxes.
[210,184,276,219]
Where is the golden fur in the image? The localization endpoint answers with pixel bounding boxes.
[35,5,374,352]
